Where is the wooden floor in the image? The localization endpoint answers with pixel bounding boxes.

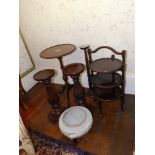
[23,82,135,155]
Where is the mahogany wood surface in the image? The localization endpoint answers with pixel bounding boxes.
[64,63,85,76]
[90,58,122,73]
[40,44,76,59]
[33,69,55,81]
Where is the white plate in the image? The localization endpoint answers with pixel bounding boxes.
[59,106,93,134]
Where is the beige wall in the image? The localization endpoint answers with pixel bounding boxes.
[20,0,135,94]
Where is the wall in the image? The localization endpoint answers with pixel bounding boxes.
[19,0,135,94]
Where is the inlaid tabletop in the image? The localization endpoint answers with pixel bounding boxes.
[90,58,122,73]
[40,44,76,59]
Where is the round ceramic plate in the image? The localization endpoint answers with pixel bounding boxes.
[59,106,93,134]
[63,106,86,127]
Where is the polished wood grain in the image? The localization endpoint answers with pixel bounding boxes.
[90,58,122,73]
[40,44,76,59]
[64,63,84,76]
[33,69,55,81]
[23,83,134,155]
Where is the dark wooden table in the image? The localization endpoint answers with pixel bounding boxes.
[40,44,76,93]
[89,57,125,115]
[89,57,123,98]
[63,63,85,106]
[33,69,62,123]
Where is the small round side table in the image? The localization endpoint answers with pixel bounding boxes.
[33,69,62,123]
[40,44,76,108]
[40,44,76,92]
[63,63,85,106]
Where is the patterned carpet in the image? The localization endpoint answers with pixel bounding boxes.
[29,129,95,155]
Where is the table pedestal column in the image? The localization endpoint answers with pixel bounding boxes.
[40,44,77,108]
[45,80,62,123]
[58,57,69,92]
[58,57,73,107]
[71,75,85,106]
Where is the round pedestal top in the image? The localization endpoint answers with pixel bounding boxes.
[90,58,122,73]
[40,44,76,59]
[33,69,55,81]
[59,106,93,134]
[63,63,84,76]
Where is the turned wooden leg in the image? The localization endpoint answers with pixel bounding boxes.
[112,73,116,96]
[19,76,28,110]
[121,95,125,112]
[72,138,77,145]
[60,74,70,93]
[58,56,70,94]
[45,80,62,123]
[121,79,125,112]
[66,85,70,108]
[97,100,103,116]
[63,63,85,107]
[71,75,85,106]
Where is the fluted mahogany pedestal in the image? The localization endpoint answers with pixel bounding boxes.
[33,69,62,123]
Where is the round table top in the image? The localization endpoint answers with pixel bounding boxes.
[90,58,122,73]
[33,69,55,81]
[63,63,85,76]
[40,44,76,59]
